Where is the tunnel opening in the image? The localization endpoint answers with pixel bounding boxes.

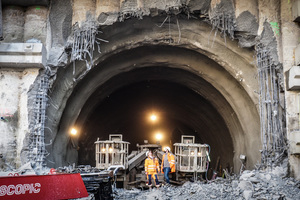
[45,21,260,174]
[76,74,234,172]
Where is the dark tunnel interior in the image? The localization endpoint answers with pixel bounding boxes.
[76,67,234,171]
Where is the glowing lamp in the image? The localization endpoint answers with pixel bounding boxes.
[155,133,163,141]
[150,114,157,121]
[70,128,77,136]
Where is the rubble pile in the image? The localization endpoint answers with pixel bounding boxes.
[114,166,300,200]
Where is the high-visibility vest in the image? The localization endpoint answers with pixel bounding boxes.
[161,153,176,173]
[145,157,160,174]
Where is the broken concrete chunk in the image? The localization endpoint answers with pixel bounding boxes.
[240,171,255,180]
[238,180,253,191]
[243,190,253,200]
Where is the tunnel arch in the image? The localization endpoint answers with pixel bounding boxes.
[75,66,235,170]
[44,16,260,173]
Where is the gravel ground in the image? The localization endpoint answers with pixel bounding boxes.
[113,164,300,200]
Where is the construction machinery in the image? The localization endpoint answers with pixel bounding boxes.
[93,134,210,189]
[94,134,130,189]
[95,134,130,170]
[94,135,163,188]
[0,172,89,200]
[0,134,211,199]
[174,135,210,181]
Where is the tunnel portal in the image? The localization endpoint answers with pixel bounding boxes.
[77,68,234,170]
[44,17,260,174]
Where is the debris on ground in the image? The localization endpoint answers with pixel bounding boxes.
[113,163,300,200]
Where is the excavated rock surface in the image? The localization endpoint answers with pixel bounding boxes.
[114,164,300,200]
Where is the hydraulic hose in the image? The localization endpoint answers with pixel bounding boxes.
[205,144,211,182]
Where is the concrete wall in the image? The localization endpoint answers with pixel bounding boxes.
[0,3,48,170]
[0,68,39,169]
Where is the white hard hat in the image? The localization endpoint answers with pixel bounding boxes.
[146,151,149,157]
[164,147,171,152]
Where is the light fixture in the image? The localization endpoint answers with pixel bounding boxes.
[150,114,157,121]
[70,128,77,136]
[155,132,163,141]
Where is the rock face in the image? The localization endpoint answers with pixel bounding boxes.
[114,163,300,200]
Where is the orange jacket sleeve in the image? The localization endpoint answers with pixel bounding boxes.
[144,158,148,173]
[169,154,176,173]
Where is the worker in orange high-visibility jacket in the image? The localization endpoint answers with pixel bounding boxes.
[161,146,175,184]
[144,151,160,187]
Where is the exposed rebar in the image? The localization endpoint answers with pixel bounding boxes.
[28,71,50,171]
[71,20,108,81]
[256,44,286,169]
[209,12,235,47]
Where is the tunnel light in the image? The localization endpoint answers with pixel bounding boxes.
[109,147,113,152]
[70,128,77,136]
[150,114,157,121]
[191,151,195,155]
[155,132,163,141]
[101,148,106,152]
[198,152,201,156]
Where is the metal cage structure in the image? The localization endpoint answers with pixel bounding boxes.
[174,135,209,173]
[137,143,162,153]
[95,134,130,170]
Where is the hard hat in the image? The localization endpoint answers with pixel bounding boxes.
[164,147,171,152]
[146,151,149,157]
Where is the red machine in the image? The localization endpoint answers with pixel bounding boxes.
[0,173,88,200]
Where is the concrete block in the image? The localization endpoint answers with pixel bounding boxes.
[290,131,300,155]
[292,0,300,22]
[287,66,300,90]
[0,43,46,68]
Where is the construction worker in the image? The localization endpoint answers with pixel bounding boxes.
[144,150,160,187]
[161,146,175,185]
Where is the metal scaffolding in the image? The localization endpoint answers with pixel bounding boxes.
[256,45,286,168]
